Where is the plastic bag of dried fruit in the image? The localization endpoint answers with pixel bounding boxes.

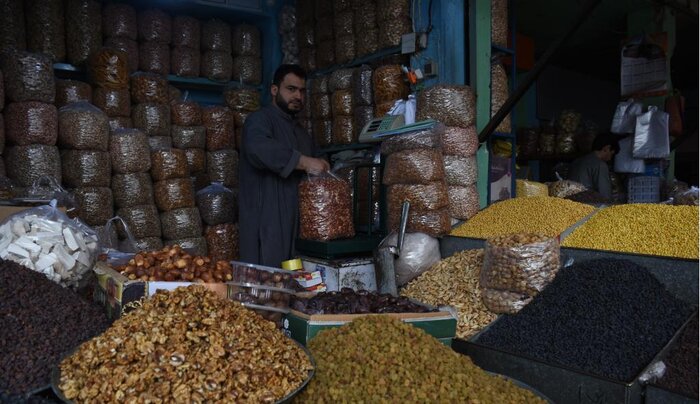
[298,171,355,241]
[548,177,587,198]
[480,233,560,314]
[0,200,99,288]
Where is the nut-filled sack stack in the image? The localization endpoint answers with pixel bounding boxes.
[0,67,4,181]
[352,65,375,140]
[480,233,560,314]
[372,64,408,117]
[202,106,238,191]
[223,86,260,150]
[353,0,379,57]
[197,182,239,262]
[1,51,61,196]
[152,148,206,255]
[171,14,201,78]
[65,0,102,66]
[170,98,207,190]
[333,0,355,64]
[381,126,451,238]
[377,0,412,49]
[417,85,479,222]
[310,75,332,147]
[89,47,132,132]
[131,72,172,150]
[102,3,139,73]
[314,0,335,69]
[278,5,299,65]
[201,18,232,82]
[58,102,113,229]
[296,0,316,72]
[110,128,161,252]
[25,0,66,62]
[232,24,262,85]
[137,8,171,76]
[299,172,355,241]
[330,69,355,145]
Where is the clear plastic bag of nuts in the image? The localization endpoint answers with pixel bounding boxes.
[480,233,560,314]
[298,172,355,241]
[383,149,446,185]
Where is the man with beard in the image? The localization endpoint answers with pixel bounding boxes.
[239,64,329,266]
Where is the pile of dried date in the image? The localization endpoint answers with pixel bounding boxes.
[291,288,436,315]
[110,245,232,283]
[58,286,313,402]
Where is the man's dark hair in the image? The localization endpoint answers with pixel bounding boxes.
[592,133,620,154]
[272,64,307,86]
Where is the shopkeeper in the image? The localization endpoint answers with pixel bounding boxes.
[239,64,330,266]
[568,133,620,199]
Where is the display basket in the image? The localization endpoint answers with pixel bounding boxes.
[628,176,661,204]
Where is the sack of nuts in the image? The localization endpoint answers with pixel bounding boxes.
[480,233,560,314]
[299,172,355,241]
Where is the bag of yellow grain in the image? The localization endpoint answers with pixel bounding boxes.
[480,233,560,314]
[516,179,548,197]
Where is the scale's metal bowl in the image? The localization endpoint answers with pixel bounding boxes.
[51,340,315,404]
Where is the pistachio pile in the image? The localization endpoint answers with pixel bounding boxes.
[295,316,545,403]
[59,286,313,403]
[401,250,497,339]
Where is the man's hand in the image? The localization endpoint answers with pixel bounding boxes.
[297,155,330,175]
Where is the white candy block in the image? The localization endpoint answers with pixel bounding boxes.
[74,251,91,267]
[53,244,76,270]
[11,220,26,236]
[7,244,30,258]
[15,236,41,253]
[63,227,79,251]
[35,253,58,271]
[0,250,7,259]
[0,236,11,253]
[75,232,88,251]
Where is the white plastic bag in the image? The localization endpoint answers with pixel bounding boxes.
[614,136,645,173]
[384,232,441,286]
[633,106,670,158]
[610,99,643,134]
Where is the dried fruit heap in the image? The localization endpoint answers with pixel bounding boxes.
[59,286,313,403]
[296,316,545,403]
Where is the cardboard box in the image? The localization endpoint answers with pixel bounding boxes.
[283,308,458,346]
[92,262,229,320]
[300,256,376,292]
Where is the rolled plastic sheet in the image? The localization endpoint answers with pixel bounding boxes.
[111,172,155,208]
[57,101,109,151]
[5,101,58,146]
[60,149,111,188]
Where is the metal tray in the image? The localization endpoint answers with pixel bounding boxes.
[51,340,315,403]
[453,311,697,404]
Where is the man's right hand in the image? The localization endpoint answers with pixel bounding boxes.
[297,155,330,175]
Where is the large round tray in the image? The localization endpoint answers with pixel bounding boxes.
[51,340,315,403]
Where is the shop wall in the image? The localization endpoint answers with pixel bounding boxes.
[536,65,618,129]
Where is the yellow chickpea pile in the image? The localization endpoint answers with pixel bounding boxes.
[562,204,699,259]
[450,197,595,239]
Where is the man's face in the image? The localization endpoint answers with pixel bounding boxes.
[271,73,306,115]
[600,145,615,162]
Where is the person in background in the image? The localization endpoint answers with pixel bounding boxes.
[568,133,620,199]
[239,64,329,266]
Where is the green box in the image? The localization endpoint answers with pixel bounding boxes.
[283,309,458,346]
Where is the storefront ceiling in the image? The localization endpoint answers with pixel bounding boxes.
[515,0,698,87]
